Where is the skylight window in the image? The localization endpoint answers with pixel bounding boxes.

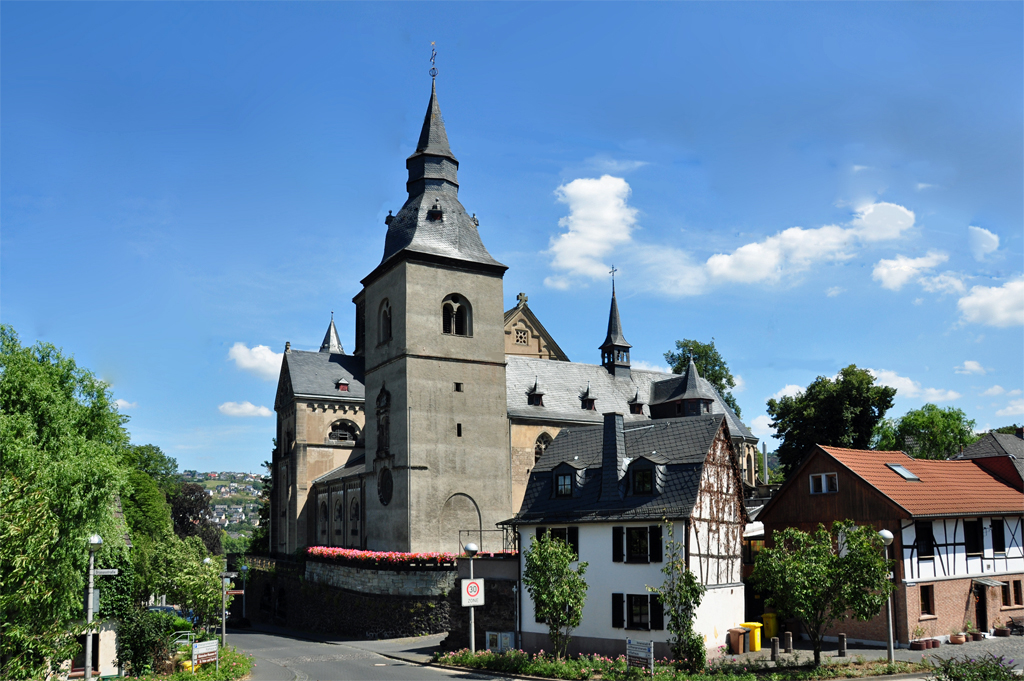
[886,463,920,481]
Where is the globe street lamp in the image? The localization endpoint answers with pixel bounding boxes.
[84,534,103,681]
[464,543,479,654]
[878,529,895,663]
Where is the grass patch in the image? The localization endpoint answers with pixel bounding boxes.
[434,648,933,680]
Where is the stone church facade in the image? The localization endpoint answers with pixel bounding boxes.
[270,80,760,556]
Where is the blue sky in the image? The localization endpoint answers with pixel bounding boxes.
[3,2,1021,473]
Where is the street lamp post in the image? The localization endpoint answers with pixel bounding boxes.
[84,534,103,681]
[878,529,895,663]
[240,565,248,619]
[465,543,478,654]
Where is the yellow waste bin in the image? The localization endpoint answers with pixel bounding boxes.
[741,621,763,651]
[762,612,778,640]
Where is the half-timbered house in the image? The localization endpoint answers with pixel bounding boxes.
[507,411,748,657]
[758,445,1024,645]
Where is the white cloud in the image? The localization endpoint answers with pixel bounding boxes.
[750,414,776,440]
[826,286,845,297]
[228,342,283,380]
[915,183,935,191]
[872,251,948,291]
[867,368,961,402]
[913,298,924,305]
[770,384,803,401]
[584,155,649,173]
[115,399,138,410]
[852,165,871,173]
[732,375,746,393]
[548,175,638,281]
[996,399,1024,417]
[1009,389,1023,396]
[544,177,917,295]
[218,401,273,417]
[849,202,916,242]
[957,277,1024,327]
[919,272,965,295]
[631,360,671,373]
[968,226,999,261]
[954,360,986,375]
[982,385,1005,396]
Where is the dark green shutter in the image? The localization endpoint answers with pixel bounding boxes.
[612,526,624,562]
[649,525,663,562]
[649,594,664,630]
[612,593,624,628]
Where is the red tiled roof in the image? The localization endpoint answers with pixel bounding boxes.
[819,445,1023,517]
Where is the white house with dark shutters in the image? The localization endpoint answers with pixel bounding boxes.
[507,411,749,657]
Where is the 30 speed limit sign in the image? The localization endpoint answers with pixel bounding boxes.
[461,578,485,607]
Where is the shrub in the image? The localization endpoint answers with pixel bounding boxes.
[931,653,1018,681]
[116,609,173,676]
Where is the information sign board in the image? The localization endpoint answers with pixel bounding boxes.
[626,639,654,675]
[461,578,485,607]
[226,590,244,595]
[192,639,218,667]
[93,568,120,576]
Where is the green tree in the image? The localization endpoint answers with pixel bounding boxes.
[0,325,131,679]
[122,469,173,542]
[154,535,229,631]
[248,458,273,556]
[664,339,742,417]
[522,532,589,659]
[766,365,896,478]
[122,444,179,496]
[752,521,894,667]
[171,482,222,555]
[993,424,1021,435]
[647,521,706,673]
[873,404,979,459]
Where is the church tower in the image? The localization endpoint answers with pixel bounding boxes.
[352,78,512,553]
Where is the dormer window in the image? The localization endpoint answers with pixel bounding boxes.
[629,403,643,415]
[633,469,653,495]
[336,379,349,392]
[556,473,572,497]
[581,399,596,411]
[528,393,543,406]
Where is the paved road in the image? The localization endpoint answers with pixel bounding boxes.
[227,628,499,681]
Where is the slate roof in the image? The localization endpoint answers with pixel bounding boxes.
[820,445,1023,517]
[505,355,756,440]
[513,414,726,524]
[960,433,1024,459]
[283,349,365,400]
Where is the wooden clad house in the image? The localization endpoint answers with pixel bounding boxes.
[758,445,1024,646]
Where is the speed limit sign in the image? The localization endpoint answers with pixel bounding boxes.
[461,578,485,606]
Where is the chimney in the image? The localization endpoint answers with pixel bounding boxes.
[1016,426,1023,440]
[601,412,626,501]
[762,442,768,485]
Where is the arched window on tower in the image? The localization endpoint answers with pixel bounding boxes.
[379,299,392,344]
[441,294,472,336]
[328,420,360,444]
[534,433,553,463]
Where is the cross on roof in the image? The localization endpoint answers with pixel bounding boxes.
[517,292,528,306]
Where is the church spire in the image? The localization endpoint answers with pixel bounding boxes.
[405,77,459,198]
[319,313,344,354]
[600,272,631,378]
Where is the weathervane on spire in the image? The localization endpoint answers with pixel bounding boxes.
[429,42,438,79]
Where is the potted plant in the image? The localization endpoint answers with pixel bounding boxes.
[994,618,1011,637]
[949,629,966,645]
[930,637,940,648]
[910,626,928,651]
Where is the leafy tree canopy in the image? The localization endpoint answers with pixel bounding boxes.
[873,404,979,459]
[993,424,1021,435]
[766,365,896,478]
[752,521,894,667]
[122,469,173,543]
[664,338,742,417]
[171,482,222,555]
[522,532,589,659]
[122,444,178,495]
[248,458,273,556]
[0,325,130,679]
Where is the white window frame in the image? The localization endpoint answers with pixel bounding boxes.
[809,472,838,494]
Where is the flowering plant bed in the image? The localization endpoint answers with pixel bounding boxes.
[433,648,933,680]
[307,546,458,569]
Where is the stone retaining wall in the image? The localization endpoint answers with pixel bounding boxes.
[305,560,456,596]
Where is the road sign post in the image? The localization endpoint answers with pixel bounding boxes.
[191,639,218,674]
[626,639,654,677]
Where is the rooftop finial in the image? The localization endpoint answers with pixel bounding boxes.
[609,264,618,294]
[429,42,438,79]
